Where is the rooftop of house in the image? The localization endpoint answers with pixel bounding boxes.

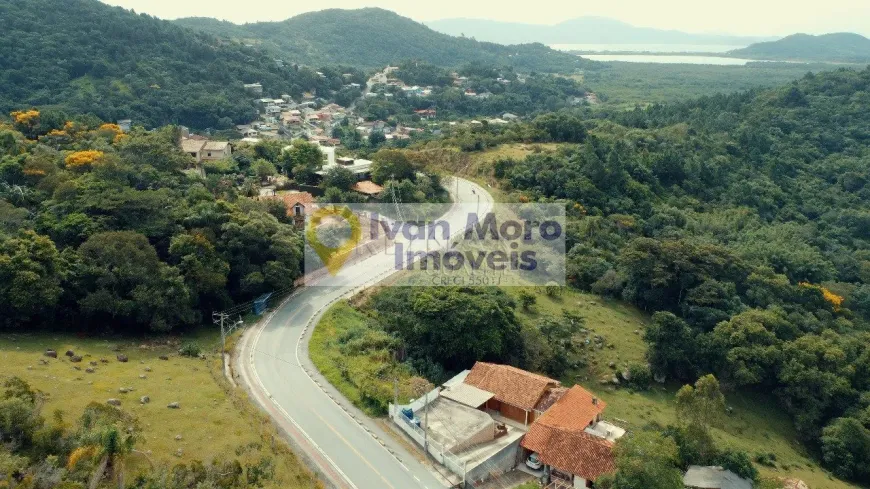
[350,180,384,196]
[684,466,753,489]
[419,397,494,453]
[536,385,607,432]
[180,139,205,153]
[463,362,559,412]
[533,386,568,413]
[270,191,315,214]
[202,141,229,151]
[522,424,615,482]
[520,385,615,481]
[441,381,494,409]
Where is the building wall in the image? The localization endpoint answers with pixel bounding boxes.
[201,146,231,162]
[500,403,530,425]
[450,418,495,453]
[464,436,523,486]
[485,399,530,425]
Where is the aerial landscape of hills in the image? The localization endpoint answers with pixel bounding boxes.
[730,32,870,62]
[174,8,590,72]
[3,0,870,488]
[0,0,341,127]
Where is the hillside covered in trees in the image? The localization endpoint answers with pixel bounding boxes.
[175,8,592,73]
[731,32,870,63]
[0,0,363,129]
[0,115,306,333]
[419,67,870,483]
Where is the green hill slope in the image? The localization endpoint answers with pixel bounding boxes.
[176,8,592,72]
[0,0,344,128]
[731,32,870,62]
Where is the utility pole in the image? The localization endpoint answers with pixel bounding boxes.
[423,390,429,455]
[393,378,399,410]
[213,312,244,371]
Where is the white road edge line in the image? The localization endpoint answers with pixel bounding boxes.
[248,178,490,489]
[248,291,360,489]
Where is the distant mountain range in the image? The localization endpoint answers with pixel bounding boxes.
[424,16,772,47]
[730,33,870,63]
[175,9,591,72]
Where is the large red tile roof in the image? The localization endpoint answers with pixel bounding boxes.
[522,424,615,481]
[536,385,606,431]
[521,385,614,481]
[463,362,559,411]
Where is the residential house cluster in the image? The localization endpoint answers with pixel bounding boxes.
[235,91,348,143]
[390,362,625,488]
[390,362,755,489]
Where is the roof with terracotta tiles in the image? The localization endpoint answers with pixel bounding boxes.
[521,424,615,481]
[536,385,606,431]
[534,386,569,413]
[463,362,559,411]
[351,180,384,196]
[271,192,315,215]
[520,385,614,481]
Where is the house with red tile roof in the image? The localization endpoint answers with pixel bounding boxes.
[390,362,622,488]
[259,191,315,227]
[521,385,621,487]
[463,362,561,426]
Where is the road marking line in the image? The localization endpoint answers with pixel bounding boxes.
[310,409,397,489]
[246,178,488,489]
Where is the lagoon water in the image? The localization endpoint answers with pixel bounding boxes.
[550,43,756,65]
[551,43,746,53]
[581,54,755,65]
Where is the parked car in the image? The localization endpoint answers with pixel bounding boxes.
[526,452,543,470]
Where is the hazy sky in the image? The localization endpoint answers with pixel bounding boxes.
[100,0,870,37]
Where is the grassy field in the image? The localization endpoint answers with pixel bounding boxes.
[413,143,564,191]
[309,299,428,416]
[509,286,859,489]
[0,329,321,488]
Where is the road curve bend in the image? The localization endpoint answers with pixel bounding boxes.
[236,178,494,489]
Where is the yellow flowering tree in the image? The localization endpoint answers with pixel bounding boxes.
[10,109,40,138]
[799,282,844,311]
[65,150,105,170]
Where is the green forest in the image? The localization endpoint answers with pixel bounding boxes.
[0,117,306,333]
[0,0,367,130]
[409,66,870,483]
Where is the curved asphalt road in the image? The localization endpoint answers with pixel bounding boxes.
[237,178,494,489]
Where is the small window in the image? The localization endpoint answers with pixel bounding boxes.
[207,152,212,157]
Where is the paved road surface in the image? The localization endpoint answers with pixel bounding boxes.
[237,178,493,489]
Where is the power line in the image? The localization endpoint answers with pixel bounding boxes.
[213,312,244,372]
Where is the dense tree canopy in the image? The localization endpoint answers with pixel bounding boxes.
[364,286,524,373]
[476,66,870,481]
[0,117,304,332]
[0,0,361,129]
